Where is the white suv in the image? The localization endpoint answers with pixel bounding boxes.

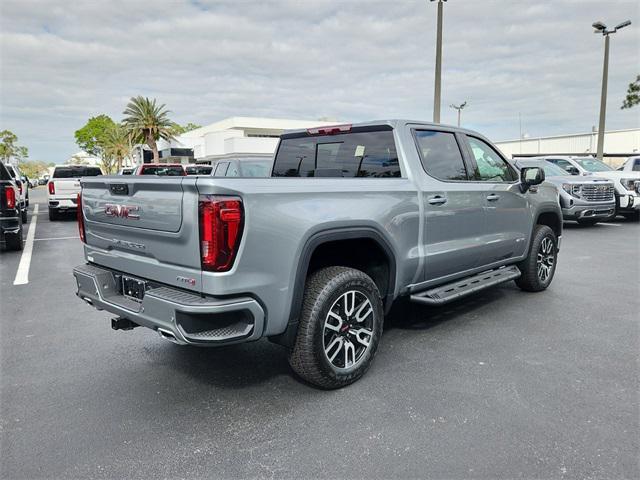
[48,165,102,220]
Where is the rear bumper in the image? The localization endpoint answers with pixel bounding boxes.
[0,216,21,247]
[73,263,265,346]
[49,197,77,210]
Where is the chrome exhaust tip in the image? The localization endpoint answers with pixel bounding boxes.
[157,328,183,345]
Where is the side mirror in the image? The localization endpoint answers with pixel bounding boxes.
[566,166,580,175]
[520,167,545,192]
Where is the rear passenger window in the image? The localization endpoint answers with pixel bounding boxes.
[272,128,400,178]
[414,130,468,181]
[466,136,516,182]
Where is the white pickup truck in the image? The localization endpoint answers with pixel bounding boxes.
[48,165,102,220]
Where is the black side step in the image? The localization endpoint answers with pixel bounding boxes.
[410,265,521,306]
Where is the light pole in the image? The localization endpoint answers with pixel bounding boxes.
[449,101,467,126]
[592,19,631,160]
[431,0,447,123]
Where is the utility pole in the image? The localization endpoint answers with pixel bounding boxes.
[449,101,467,127]
[592,19,631,160]
[431,0,446,123]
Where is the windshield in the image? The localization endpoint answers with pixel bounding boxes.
[574,158,613,172]
[53,167,102,178]
[541,162,571,177]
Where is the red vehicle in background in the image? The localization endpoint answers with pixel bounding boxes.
[135,164,185,176]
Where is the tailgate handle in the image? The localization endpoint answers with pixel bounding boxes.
[109,183,129,195]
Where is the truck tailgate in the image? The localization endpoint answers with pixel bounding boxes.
[80,176,203,292]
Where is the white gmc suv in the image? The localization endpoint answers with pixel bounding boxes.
[48,165,102,220]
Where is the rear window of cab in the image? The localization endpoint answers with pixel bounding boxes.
[53,167,102,178]
[272,126,400,178]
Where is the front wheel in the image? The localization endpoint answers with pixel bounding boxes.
[288,266,384,389]
[622,211,640,222]
[516,225,558,292]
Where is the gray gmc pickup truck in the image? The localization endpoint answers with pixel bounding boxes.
[74,120,562,388]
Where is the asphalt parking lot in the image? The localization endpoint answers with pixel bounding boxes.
[1,188,638,479]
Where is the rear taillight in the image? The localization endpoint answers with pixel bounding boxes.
[199,196,243,272]
[77,192,85,243]
[5,187,16,209]
[48,181,55,195]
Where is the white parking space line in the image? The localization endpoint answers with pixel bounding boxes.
[34,236,79,242]
[13,204,39,286]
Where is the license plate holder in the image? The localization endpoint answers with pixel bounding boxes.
[121,275,146,302]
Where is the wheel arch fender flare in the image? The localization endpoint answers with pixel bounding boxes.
[269,226,397,348]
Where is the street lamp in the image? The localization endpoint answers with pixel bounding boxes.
[592,19,631,160]
[430,0,447,123]
[450,101,467,127]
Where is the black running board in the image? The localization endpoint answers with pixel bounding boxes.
[410,265,521,306]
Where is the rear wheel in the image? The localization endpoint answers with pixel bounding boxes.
[288,266,384,389]
[48,208,57,221]
[21,208,28,224]
[516,225,557,292]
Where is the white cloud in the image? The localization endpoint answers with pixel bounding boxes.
[0,0,638,162]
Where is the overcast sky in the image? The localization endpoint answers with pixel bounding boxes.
[1,0,639,163]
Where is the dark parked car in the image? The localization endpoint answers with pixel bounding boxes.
[0,161,24,251]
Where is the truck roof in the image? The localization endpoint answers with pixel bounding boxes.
[281,119,483,138]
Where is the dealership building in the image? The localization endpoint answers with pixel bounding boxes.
[135,117,338,164]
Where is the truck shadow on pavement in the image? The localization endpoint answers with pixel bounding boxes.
[156,286,514,390]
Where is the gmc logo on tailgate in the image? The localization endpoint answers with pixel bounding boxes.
[104,204,140,220]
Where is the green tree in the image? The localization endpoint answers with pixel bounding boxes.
[621,75,640,109]
[74,115,115,157]
[0,130,29,163]
[75,115,120,173]
[104,123,133,171]
[122,96,175,162]
[171,122,202,135]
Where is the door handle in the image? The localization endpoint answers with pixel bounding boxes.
[428,195,447,205]
[486,194,500,201]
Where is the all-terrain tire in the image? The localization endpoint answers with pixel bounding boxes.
[48,209,57,221]
[288,266,384,389]
[515,225,557,292]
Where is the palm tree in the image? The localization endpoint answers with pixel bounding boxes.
[122,96,175,162]
[104,123,133,172]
